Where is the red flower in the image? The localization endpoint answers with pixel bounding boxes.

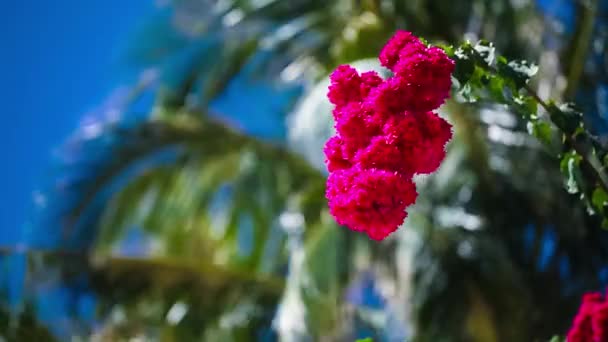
[368,48,454,113]
[324,136,351,172]
[383,111,453,174]
[328,65,362,107]
[354,112,452,176]
[378,30,425,71]
[359,71,384,98]
[567,291,608,342]
[325,166,417,240]
[333,103,381,158]
[324,31,454,240]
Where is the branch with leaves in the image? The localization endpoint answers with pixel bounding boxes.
[443,40,608,226]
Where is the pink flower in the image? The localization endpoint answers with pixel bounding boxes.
[328,67,385,109]
[355,135,413,176]
[366,50,454,113]
[324,31,454,240]
[333,103,382,158]
[354,112,452,176]
[324,136,351,172]
[382,111,453,174]
[394,46,455,111]
[328,65,362,107]
[359,71,384,98]
[378,30,425,71]
[326,166,417,240]
[592,303,608,342]
[567,291,608,342]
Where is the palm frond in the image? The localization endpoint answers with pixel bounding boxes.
[28,100,328,339]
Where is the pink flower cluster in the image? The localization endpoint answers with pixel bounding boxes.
[324,31,454,241]
[567,291,608,342]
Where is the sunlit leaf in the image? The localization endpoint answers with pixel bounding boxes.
[527,120,552,147]
[560,150,583,194]
[497,58,538,88]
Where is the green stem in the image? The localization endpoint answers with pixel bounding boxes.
[523,84,608,193]
[470,52,608,194]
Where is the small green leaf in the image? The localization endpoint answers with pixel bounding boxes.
[497,59,538,88]
[548,336,565,342]
[453,46,476,84]
[456,82,478,103]
[437,43,454,56]
[547,102,583,136]
[527,120,552,146]
[356,338,374,342]
[473,40,495,65]
[560,150,583,194]
[513,95,538,119]
[592,187,608,213]
[488,75,506,101]
[472,65,487,83]
[455,41,474,59]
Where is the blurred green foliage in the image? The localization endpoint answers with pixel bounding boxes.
[9,0,608,341]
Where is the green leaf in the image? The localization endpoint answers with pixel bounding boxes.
[592,187,608,213]
[437,43,454,56]
[560,150,583,194]
[547,102,584,136]
[488,75,506,102]
[512,95,538,119]
[456,82,478,103]
[300,221,344,334]
[497,58,538,88]
[473,40,495,65]
[454,65,487,102]
[453,43,476,83]
[527,120,552,146]
[356,338,374,342]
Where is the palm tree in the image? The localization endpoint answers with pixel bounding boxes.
[9,0,608,341]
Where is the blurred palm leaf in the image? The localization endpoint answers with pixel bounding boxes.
[24,0,605,340]
[30,103,329,339]
[125,0,536,110]
[0,303,57,341]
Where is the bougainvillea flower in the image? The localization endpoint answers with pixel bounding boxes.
[325,166,418,241]
[324,30,454,240]
[567,291,608,342]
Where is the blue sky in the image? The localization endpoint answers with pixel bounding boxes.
[1,1,152,243]
[0,0,584,246]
